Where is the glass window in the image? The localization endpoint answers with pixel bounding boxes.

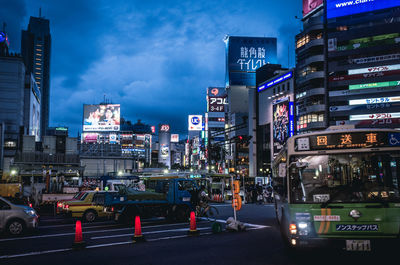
[318,114,324,122]
[289,152,400,203]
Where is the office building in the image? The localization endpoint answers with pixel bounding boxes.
[21,16,51,137]
[326,2,400,128]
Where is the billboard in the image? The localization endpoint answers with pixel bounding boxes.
[188,115,203,131]
[225,36,277,86]
[171,134,179,143]
[207,87,227,113]
[83,104,120,132]
[258,71,293,92]
[303,0,323,18]
[273,99,294,156]
[327,0,400,19]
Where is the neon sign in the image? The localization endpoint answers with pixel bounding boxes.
[349,81,400,90]
[327,0,400,19]
[349,96,400,105]
[258,71,293,92]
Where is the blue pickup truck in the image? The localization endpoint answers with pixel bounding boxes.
[103,178,199,223]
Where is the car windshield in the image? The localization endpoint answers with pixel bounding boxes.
[289,152,400,203]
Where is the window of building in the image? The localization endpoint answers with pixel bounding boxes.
[296,35,310,48]
[4,141,17,148]
[319,114,324,122]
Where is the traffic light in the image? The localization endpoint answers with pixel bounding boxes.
[236,135,252,145]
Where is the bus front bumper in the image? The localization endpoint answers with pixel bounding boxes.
[291,236,400,252]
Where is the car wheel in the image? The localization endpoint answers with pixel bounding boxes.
[7,219,25,235]
[84,210,97,222]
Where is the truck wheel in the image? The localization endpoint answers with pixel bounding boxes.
[84,210,97,222]
[176,206,190,222]
[7,219,25,235]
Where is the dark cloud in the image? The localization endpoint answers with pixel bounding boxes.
[0,0,26,52]
[9,0,302,136]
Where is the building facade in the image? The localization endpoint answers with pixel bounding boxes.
[326,2,400,128]
[295,2,326,133]
[21,16,51,137]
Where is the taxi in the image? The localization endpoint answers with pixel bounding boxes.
[62,191,111,222]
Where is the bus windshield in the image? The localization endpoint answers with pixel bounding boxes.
[289,152,400,204]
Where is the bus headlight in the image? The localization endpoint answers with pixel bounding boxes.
[298,222,309,235]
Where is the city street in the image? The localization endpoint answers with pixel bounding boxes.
[0,204,394,265]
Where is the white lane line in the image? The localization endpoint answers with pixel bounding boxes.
[91,227,211,240]
[0,230,215,259]
[0,222,194,242]
[0,248,72,259]
[198,217,269,229]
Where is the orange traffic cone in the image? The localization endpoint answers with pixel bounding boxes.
[72,220,86,249]
[132,215,145,242]
[188,211,199,235]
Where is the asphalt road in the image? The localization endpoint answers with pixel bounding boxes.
[0,204,396,265]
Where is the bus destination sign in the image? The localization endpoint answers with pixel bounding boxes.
[296,132,400,151]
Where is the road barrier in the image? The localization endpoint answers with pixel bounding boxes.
[188,211,199,235]
[72,220,86,249]
[132,215,145,242]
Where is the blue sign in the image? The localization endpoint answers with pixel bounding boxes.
[0,32,5,43]
[289,102,295,137]
[389,133,400,146]
[258,71,293,92]
[225,36,277,87]
[327,0,400,19]
[191,116,200,125]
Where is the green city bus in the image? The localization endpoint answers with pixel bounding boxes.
[272,128,400,252]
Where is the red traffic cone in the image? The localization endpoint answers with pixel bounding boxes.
[72,220,86,249]
[132,215,145,242]
[188,211,199,235]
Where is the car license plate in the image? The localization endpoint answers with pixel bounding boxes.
[346,240,371,251]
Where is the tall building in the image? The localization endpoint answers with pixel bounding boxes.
[295,0,326,133]
[326,1,400,128]
[224,35,278,175]
[21,16,51,137]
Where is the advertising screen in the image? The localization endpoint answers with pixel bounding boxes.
[225,36,277,86]
[273,100,292,156]
[327,0,400,19]
[83,104,120,132]
[303,0,323,18]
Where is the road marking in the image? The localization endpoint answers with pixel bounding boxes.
[198,217,269,229]
[0,221,195,242]
[90,227,210,240]
[0,248,72,259]
[0,231,215,259]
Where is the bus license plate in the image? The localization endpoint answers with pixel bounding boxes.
[346,240,371,251]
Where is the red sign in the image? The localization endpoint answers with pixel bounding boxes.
[303,0,323,17]
[151,126,155,133]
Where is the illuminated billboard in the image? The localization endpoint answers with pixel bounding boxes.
[303,0,323,18]
[327,0,400,19]
[225,36,277,86]
[258,71,293,92]
[350,112,400,121]
[171,134,179,143]
[349,80,400,90]
[188,115,203,131]
[349,64,400,75]
[83,104,120,132]
[349,96,400,105]
[272,99,294,156]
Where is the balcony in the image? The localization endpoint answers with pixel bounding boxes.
[297,71,325,84]
[297,104,326,115]
[297,54,325,69]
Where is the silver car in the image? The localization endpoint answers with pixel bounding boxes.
[0,196,39,235]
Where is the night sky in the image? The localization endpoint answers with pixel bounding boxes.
[1,0,302,137]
